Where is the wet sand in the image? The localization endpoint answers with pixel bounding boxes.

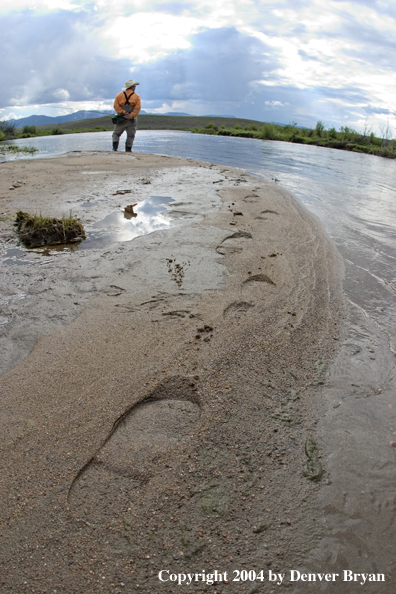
[0,152,345,593]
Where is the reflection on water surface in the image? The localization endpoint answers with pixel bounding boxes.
[83,195,174,248]
[1,194,175,261]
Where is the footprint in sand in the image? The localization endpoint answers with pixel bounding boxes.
[243,273,275,285]
[215,231,252,256]
[223,301,255,319]
[68,377,200,519]
[105,284,126,296]
[255,209,279,220]
[243,194,259,203]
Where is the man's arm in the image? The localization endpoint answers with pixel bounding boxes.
[113,92,127,114]
[130,94,141,119]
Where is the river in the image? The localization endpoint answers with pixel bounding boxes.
[3,129,396,588]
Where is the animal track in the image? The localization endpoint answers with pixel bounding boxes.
[243,194,259,203]
[216,231,252,256]
[243,274,275,285]
[216,246,243,255]
[162,310,191,318]
[166,258,190,287]
[68,377,200,518]
[221,231,252,243]
[105,284,126,296]
[195,325,214,342]
[256,209,279,220]
[223,301,255,318]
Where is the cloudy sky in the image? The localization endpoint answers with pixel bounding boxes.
[1,0,395,134]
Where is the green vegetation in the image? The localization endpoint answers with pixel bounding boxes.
[0,144,38,155]
[190,119,396,159]
[15,211,86,248]
[1,115,395,160]
[0,121,16,141]
[21,125,37,137]
[315,120,325,137]
[0,120,38,152]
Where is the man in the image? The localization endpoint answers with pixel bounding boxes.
[112,79,141,152]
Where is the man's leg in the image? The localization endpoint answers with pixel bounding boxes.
[125,118,137,152]
[112,121,128,151]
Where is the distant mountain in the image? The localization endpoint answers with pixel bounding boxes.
[161,112,192,116]
[159,113,237,118]
[9,110,116,128]
[8,109,213,127]
[141,112,193,116]
[142,112,237,117]
[6,109,280,129]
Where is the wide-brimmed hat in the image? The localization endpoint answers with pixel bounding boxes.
[123,79,140,89]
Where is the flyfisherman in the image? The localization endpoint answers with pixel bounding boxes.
[112,79,141,152]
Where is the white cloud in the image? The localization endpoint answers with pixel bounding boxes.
[53,88,70,101]
[1,0,396,134]
[0,111,18,121]
[265,100,289,107]
[145,101,191,114]
[0,99,114,121]
[0,0,86,14]
[99,12,202,63]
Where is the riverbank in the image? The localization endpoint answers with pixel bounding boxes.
[0,152,345,593]
[190,124,396,160]
[3,113,395,160]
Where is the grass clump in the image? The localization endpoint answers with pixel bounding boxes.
[259,123,277,140]
[0,145,38,155]
[21,125,37,137]
[15,211,86,248]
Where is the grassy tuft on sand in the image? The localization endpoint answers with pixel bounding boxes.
[15,210,86,247]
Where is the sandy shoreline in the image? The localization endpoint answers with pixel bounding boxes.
[0,152,344,593]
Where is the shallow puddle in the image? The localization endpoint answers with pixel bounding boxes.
[1,244,76,264]
[1,248,38,266]
[79,194,175,249]
[1,195,176,262]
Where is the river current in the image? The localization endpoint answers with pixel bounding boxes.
[3,130,396,589]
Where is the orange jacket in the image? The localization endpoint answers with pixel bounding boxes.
[114,90,141,118]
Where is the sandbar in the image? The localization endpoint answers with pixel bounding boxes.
[0,152,344,593]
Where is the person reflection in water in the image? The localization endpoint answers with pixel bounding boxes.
[112,79,142,152]
[124,204,138,219]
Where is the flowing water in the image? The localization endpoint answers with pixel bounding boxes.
[3,130,396,587]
